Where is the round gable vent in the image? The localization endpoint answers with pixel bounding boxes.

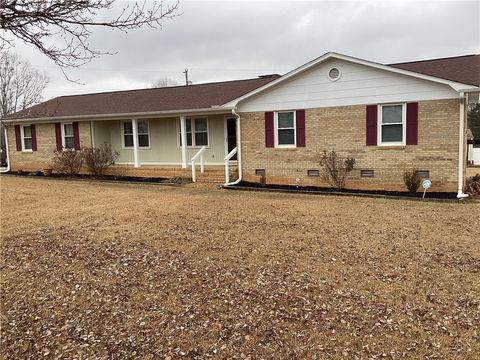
[328,67,341,81]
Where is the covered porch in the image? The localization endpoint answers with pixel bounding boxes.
[90,112,240,183]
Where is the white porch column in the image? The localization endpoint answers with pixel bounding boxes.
[180,115,187,168]
[132,118,140,168]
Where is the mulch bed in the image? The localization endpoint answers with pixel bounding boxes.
[228,181,460,200]
[7,171,172,184]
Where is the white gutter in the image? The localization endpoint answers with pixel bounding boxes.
[223,107,242,186]
[3,106,235,124]
[457,92,468,199]
[0,123,11,173]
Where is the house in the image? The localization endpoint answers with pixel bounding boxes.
[2,52,479,197]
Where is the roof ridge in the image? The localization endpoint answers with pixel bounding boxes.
[54,76,281,100]
[389,54,480,65]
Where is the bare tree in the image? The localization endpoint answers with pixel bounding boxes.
[148,77,180,88]
[0,0,180,71]
[0,52,49,117]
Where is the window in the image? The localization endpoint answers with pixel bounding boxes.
[21,125,32,151]
[137,120,150,147]
[379,104,405,145]
[275,111,296,147]
[178,118,209,147]
[122,120,150,148]
[307,169,319,177]
[62,123,74,149]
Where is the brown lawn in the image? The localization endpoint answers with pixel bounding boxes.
[1,176,479,359]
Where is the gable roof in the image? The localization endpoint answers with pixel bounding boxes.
[4,76,280,121]
[224,52,479,107]
[389,54,480,86]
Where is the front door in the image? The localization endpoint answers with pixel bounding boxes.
[226,118,237,160]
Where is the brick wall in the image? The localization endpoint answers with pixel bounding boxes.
[7,122,92,171]
[240,99,460,192]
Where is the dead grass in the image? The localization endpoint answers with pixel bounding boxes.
[1,176,479,359]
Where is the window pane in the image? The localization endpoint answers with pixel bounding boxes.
[124,134,134,147]
[195,118,207,132]
[138,121,149,134]
[278,129,295,145]
[64,124,73,136]
[124,121,133,135]
[382,124,403,142]
[138,134,149,147]
[179,133,193,146]
[195,132,208,146]
[382,105,403,124]
[186,120,192,132]
[23,126,31,138]
[278,112,294,128]
[24,138,32,150]
[65,137,74,149]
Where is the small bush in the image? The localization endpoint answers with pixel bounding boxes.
[319,150,355,189]
[52,149,83,175]
[170,176,192,185]
[465,174,480,196]
[260,174,267,188]
[82,144,119,176]
[403,168,421,194]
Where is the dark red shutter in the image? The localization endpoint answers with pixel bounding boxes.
[15,125,22,151]
[55,123,62,150]
[73,122,80,150]
[265,112,274,148]
[296,109,306,147]
[366,105,377,146]
[406,102,418,145]
[31,124,37,151]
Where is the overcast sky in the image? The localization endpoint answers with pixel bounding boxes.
[9,0,480,100]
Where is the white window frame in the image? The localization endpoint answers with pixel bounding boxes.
[177,117,210,148]
[274,111,296,148]
[377,103,406,146]
[121,120,150,149]
[20,124,33,152]
[61,122,75,150]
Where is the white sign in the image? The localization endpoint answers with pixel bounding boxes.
[422,179,431,189]
[422,179,431,199]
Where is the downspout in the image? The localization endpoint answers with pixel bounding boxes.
[0,123,11,173]
[457,92,468,199]
[223,107,242,186]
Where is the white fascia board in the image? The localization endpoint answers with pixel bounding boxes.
[223,52,478,107]
[3,106,235,124]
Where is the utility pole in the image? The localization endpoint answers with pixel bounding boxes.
[183,69,189,86]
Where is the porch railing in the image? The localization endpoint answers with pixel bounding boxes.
[224,147,237,183]
[191,146,207,182]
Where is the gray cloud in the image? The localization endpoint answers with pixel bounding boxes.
[10,0,480,100]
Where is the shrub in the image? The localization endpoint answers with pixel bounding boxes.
[319,150,355,189]
[82,144,119,176]
[52,149,83,175]
[465,174,480,196]
[170,176,192,185]
[403,168,421,194]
